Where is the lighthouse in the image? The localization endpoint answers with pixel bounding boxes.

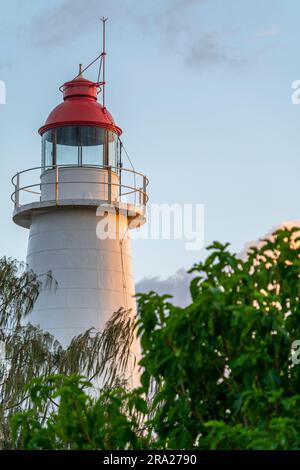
[11,44,148,384]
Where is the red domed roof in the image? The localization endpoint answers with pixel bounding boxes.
[38,75,122,136]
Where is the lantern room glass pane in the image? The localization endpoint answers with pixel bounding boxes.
[108,136,118,168]
[81,127,105,166]
[41,126,119,168]
[42,130,54,168]
[56,127,79,165]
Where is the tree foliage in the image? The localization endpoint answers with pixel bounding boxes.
[0,258,135,449]
[12,375,148,450]
[7,227,300,449]
[136,227,300,449]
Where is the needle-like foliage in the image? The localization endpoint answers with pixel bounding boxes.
[0,258,136,448]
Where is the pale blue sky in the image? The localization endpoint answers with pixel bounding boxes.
[1,0,300,281]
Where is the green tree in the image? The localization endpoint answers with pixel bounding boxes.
[137,226,300,449]
[0,258,135,449]
[10,227,300,449]
[12,375,149,450]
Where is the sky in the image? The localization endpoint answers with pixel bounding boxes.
[1,0,300,290]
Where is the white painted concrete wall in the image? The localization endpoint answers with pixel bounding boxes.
[25,167,141,387]
[41,167,119,202]
[27,208,135,332]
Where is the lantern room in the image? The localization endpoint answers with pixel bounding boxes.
[12,67,148,227]
[38,74,122,170]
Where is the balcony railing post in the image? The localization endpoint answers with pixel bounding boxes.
[108,166,112,204]
[119,165,122,199]
[55,166,59,204]
[143,175,147,207]
[15,173,20,209]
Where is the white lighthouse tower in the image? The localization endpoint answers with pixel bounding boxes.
[11,45,148,383]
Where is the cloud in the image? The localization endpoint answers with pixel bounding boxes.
[256,26,279,38]
[0,60,13,72]
[29,0,243,69]
[186,33,243,68]
[136,268,193,308]
[239,220,300,259]
[30,0,126,47]
[136,0,243,69]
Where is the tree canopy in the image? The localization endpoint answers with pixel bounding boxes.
[4,227,300,449]
[0,258,135,448]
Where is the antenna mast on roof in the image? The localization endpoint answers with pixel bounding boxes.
[100,17,108,109]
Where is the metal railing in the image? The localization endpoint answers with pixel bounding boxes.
[11,164,149,210]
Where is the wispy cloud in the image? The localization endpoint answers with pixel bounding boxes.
[256,26,280,38]
[28,0,244,70]
[136,268,193,308]
[0,60,13,72]
[186,33,243,68]
[29,0,126,47]
[239,220,300,260]
[136,0,244,69]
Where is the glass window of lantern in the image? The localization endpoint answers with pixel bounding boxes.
[56,127,81,165]
[81,128,118,168]
[42,130,55,168]
[107,131,118,168]
[41,126,118,168]
[81,127,105,166]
